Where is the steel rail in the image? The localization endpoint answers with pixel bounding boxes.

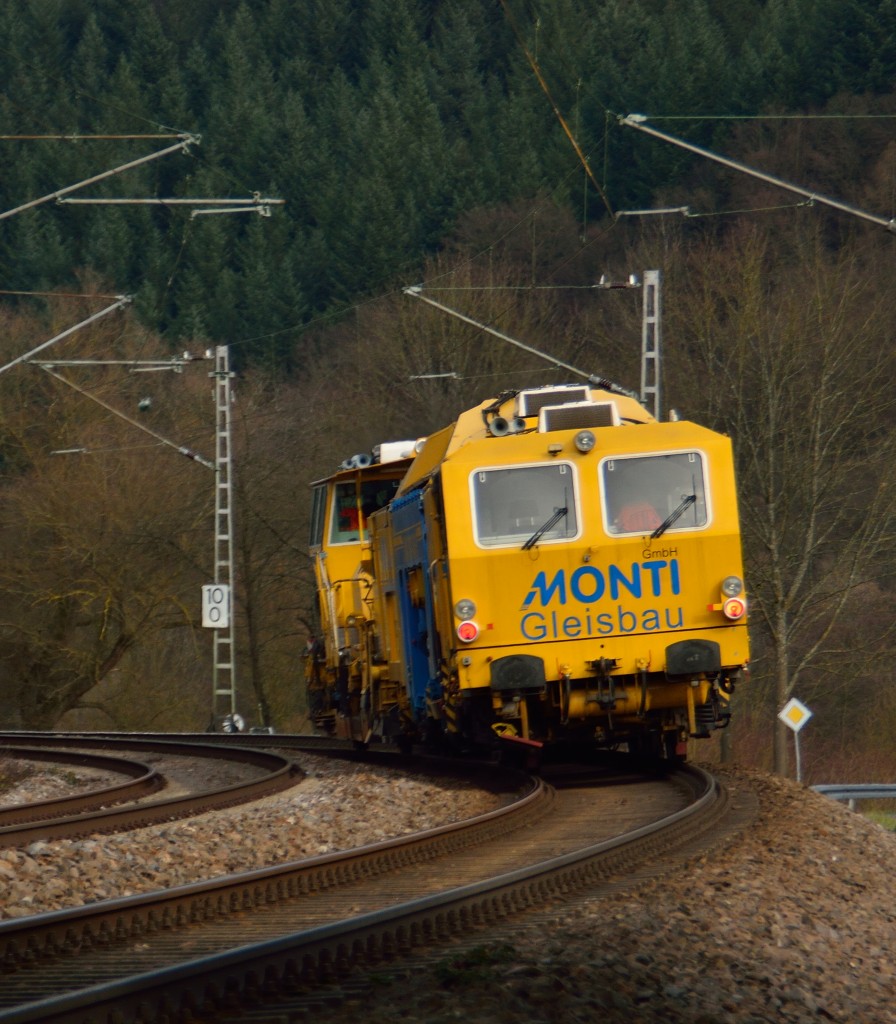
[0,747,162,827]
[0,736,303,848]
[0,763,541,968]
[0,764,726,1024]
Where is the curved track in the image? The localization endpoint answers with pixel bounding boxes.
[0,734,303,848]
[0,742,752,1024]
[0,747,163,828]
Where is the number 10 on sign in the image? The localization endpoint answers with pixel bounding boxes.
[202,584,230,628]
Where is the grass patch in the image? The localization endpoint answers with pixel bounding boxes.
[865,810,896,832]
[0,754,33,799]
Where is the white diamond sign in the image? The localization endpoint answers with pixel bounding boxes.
[778,697,812,733]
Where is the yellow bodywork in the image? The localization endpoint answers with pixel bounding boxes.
[439,422,746,674]
[412,392,748,748]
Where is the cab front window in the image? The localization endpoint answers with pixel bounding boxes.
[471,463,578,547]
[602,452,708,536]
[329,478,402,545]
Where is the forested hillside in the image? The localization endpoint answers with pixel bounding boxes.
[1,0,895,363]
[2,0,896,779]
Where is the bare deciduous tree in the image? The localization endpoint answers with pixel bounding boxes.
[669,224,896,775]
[0,309,213,728]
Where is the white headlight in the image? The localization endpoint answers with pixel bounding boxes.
[574,430,596,453]
[454,598,476,620]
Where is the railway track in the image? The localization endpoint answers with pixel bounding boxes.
[0,739,753,1024]
[0,735,304,848]
[0,746,163,829]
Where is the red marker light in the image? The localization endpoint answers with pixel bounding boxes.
[457,621,480,643]
[723,597,746,620]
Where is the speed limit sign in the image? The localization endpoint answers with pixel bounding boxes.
[202,584,230,628]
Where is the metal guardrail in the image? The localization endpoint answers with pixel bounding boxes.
[812,784,896,811]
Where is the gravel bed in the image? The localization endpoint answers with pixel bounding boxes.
[0,753,503,918]
[321,765,896,1024]
[2,759,894,1022]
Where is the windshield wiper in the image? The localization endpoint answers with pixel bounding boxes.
[522,507,568,550]
[651,494,696,539]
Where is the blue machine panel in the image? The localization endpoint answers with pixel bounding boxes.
[390,491,440,716]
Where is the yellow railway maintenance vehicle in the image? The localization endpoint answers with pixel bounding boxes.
[307,383,749,761]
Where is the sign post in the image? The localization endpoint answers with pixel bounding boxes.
[202,584,230,629]
[778,697,813,782]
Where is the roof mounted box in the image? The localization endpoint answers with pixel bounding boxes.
[538,401,620,432]
[373,441,416,464]
[516,385,590,418]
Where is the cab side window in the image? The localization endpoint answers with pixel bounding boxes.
[309,485,327,547]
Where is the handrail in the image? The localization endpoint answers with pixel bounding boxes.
[812,783,896,810]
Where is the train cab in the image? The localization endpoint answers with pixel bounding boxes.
[305,441,418,738]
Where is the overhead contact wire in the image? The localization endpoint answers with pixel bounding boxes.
[497,0,614,220]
